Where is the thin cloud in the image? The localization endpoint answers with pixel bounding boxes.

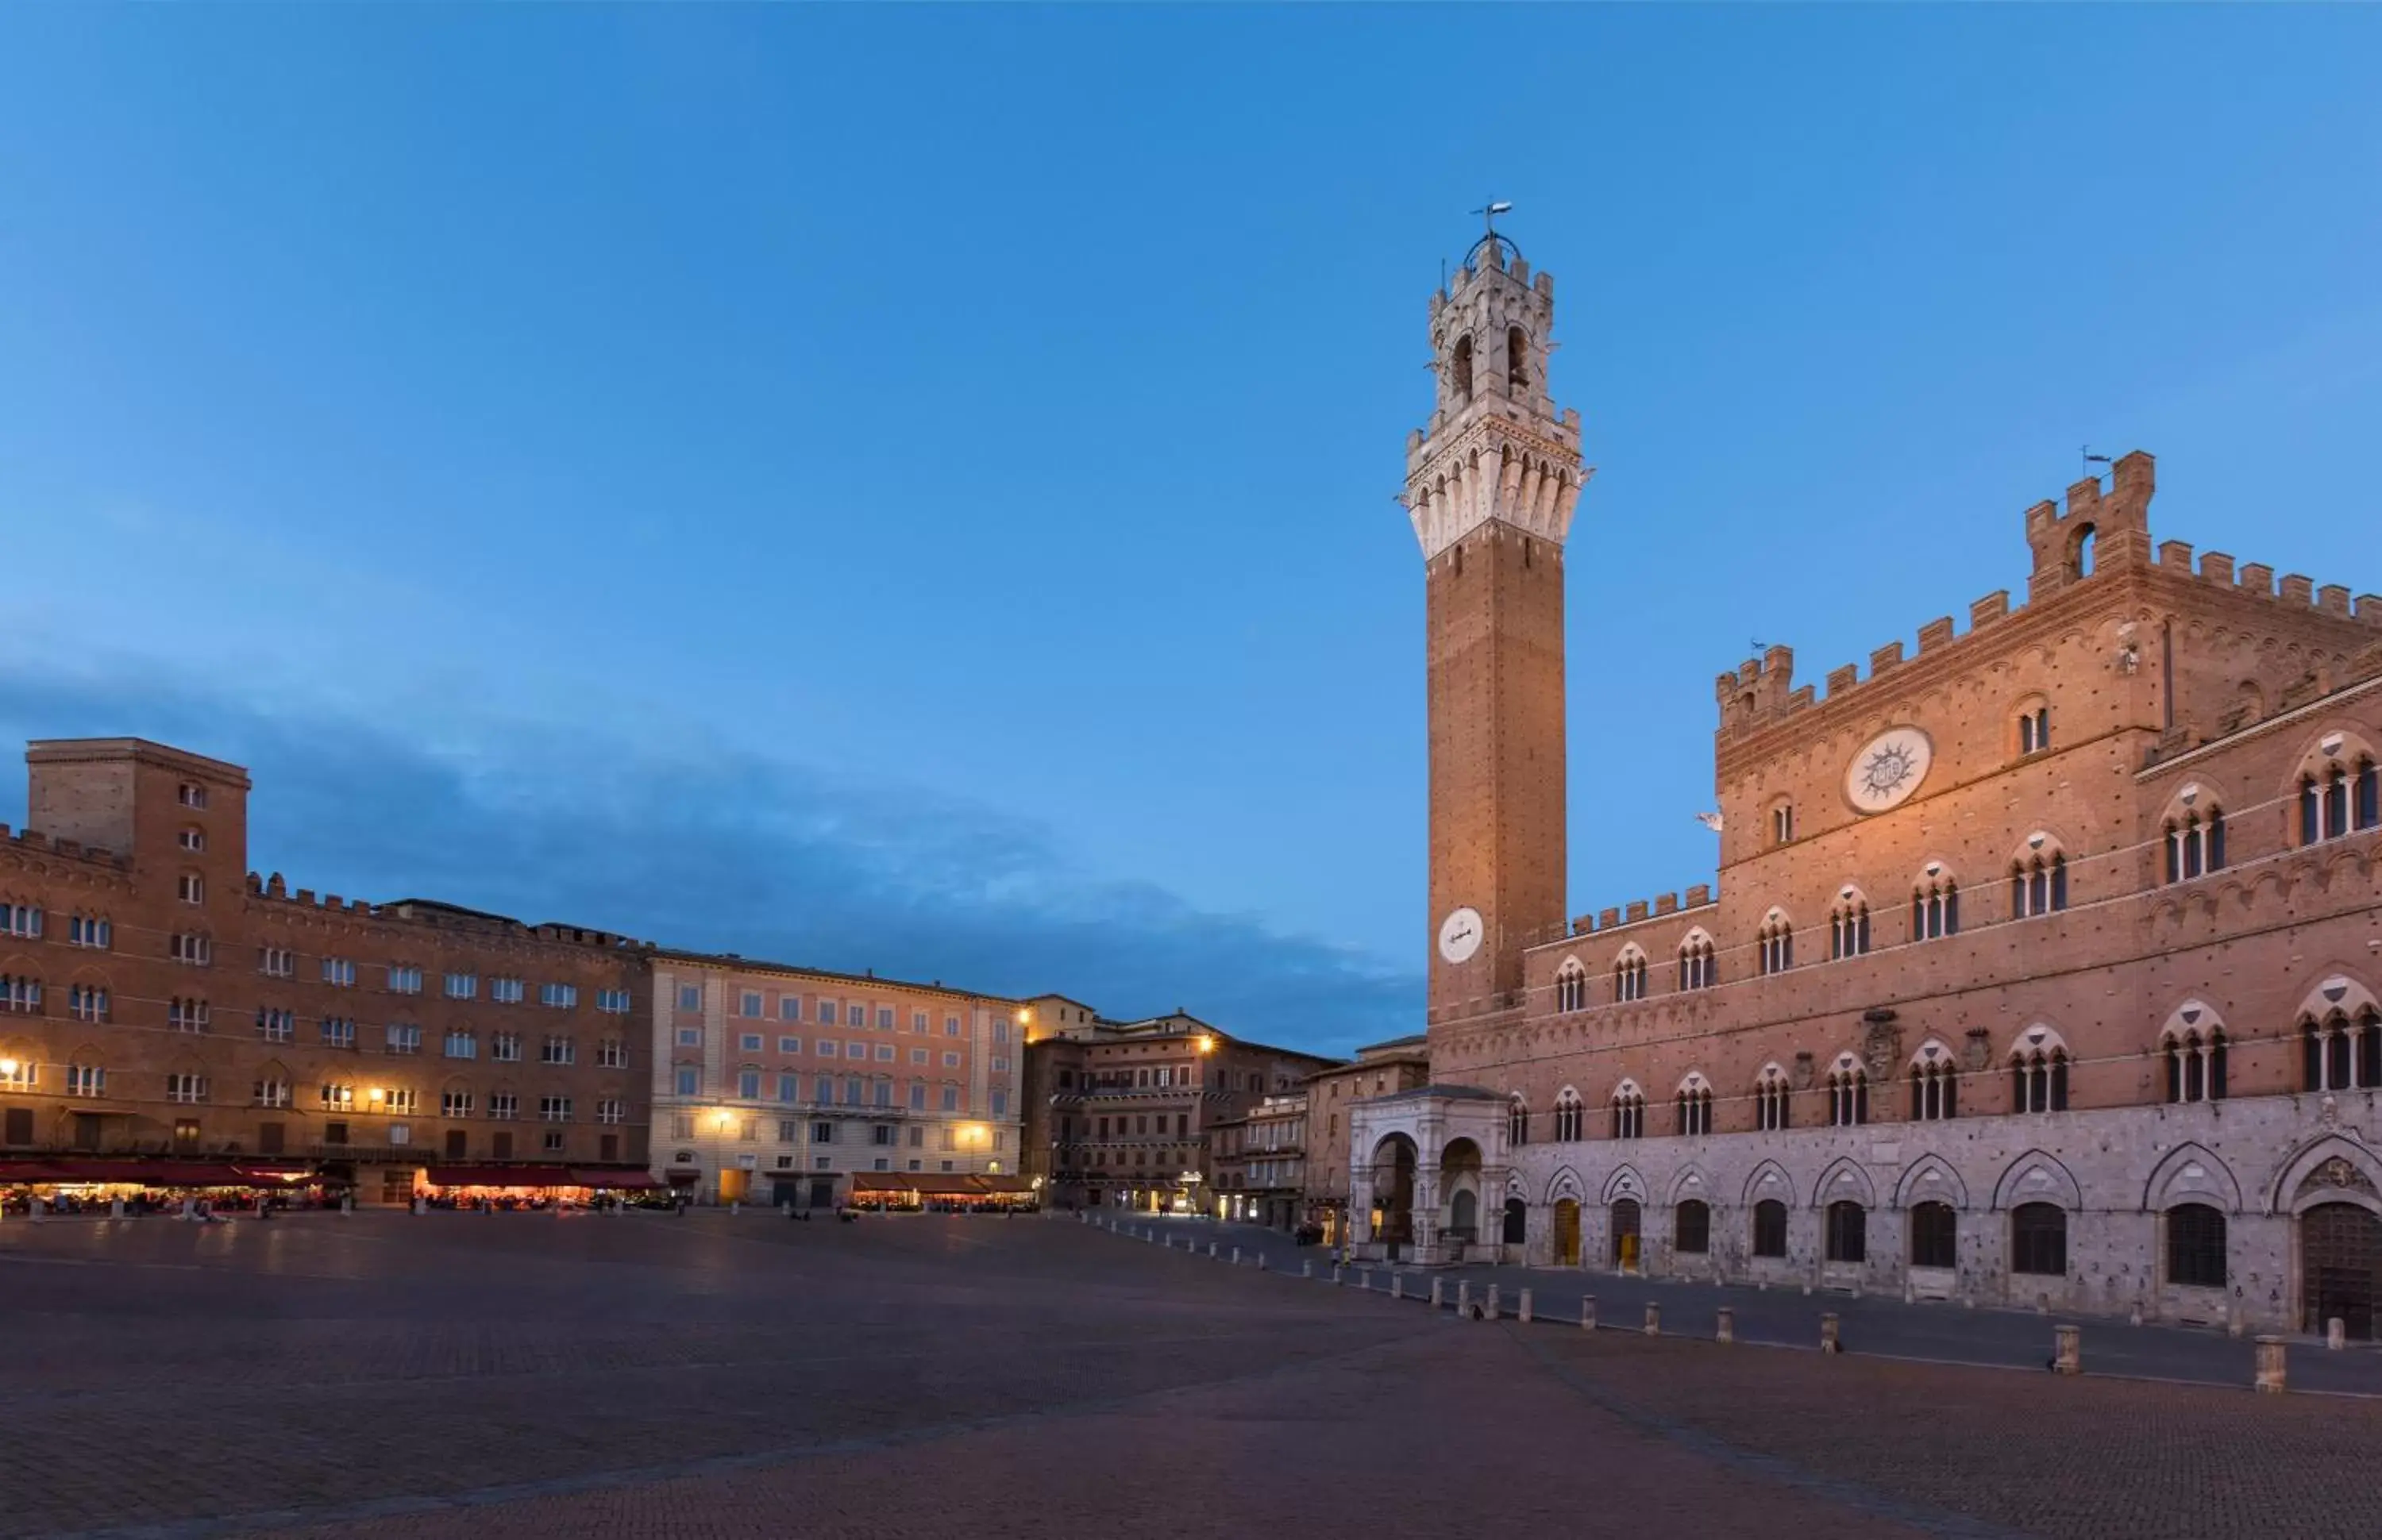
[0,670,1416,1057]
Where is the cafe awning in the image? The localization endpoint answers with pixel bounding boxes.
[35,1160,260,1187]
[568,1168,661,1190]
[422,1165,577,1188]
[969,1175,1035,1195]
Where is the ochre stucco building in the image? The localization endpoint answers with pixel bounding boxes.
[1351,230,2382,1338]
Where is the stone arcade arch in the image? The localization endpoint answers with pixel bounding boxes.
[1545,1165,1585,1268]
[1367,1134,1418,1253]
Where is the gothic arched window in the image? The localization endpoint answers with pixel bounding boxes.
[1829,893,1871,960]
[2164,805,2226,882]
[1911,872,1960,941]
[2010,1028,2071,1113]
[1675,1073,1713,1138]
[1505,325,1529,393]
[1678,933,1716,991]
[1506,1093,1528,1148]
[1450,334,1474,404]
[1754,1064,1791,1131]
[1826,1055,1867,1128]
[1908,1041,1958,1122]
[1609,1082,1645,1141]
[1555,959,1587,1014]
[1613,949,1647,1004]
[2010,845,2068,918]
[1552,1087,1583,1143]
[1757,912,1793,976]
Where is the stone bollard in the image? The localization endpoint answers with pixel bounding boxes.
[1430,1277,1445,1309]
[2129,1304,2143,1326]
[341,1195,354,1217]
[412,1197,425,1216]
[1820,1313,1840,1354]
[1486,1284,1501,1319]
[2329,1317,2347,1351]
[1716,1306,1734,1344]
[110,1196,124,1219]
[29,1195,44,1223]
[1207,1242,1218,1258]
[1644,1302,1661,1337]
[1231,1246,1241,1265]
[1332,1265,1344,1285]
[1360,1268,1373,1291]
[1257,1253,1269,1272]
[1902,1282,1915,1304]
[1457,1280,1474,1319]
[1518,1287,1533,1323]
[2052,1324,2081,1375]
[730,1201,741,1215]
[1301,1259,1313,1279]
[2256,1335,2288,1393]
[1581,1295,1597,1330]
[1391,1272,1405,1300]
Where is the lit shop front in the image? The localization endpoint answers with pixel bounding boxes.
[844,1172,1039,1212]
[0,1158,323,1214]
[414,1165,666,1208]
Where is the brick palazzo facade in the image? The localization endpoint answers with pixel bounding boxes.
[1351,229,2382,1338]
[1022,1007,1338,1214]
[0,739,649,1201]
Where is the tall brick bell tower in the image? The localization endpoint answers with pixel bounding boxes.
[1407,219,1586,1022]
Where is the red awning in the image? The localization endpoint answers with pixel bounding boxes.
[850,1174,916,1195]
[233,1162,317,1183]
[0,1161,60,1182]
[969,1175,1035,1195]
[37,1161,260,1187]
[568,1168,660,1190]
[422,1165,577,1188]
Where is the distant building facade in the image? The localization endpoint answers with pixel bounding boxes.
[1023,1009,1339,1213]
[1301,1034,1428,1245]
[1352,232,2382,1339]
[0,738,650,1202]
[647,953,1027,1207]
[1212,1091,1309,1229]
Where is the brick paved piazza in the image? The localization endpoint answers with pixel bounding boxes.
[5,1214,2380,1539]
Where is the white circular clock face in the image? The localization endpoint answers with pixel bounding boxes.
[1844,727,1933,814]
[1438,906,1484,964]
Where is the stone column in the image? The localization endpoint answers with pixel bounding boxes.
[2052,1323,2081,1375]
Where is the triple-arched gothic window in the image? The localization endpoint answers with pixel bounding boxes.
[1552,1087,1584,1142]
[1675,1072,1713,1137]
[2010,841,2068,918]
[1912,871,1960,941]
[2010,1026,2071,1113]
[1825,1054,1867,1128]
[1829,891,1871,960]
[1757,911,1793,976]
[1506,1093,1529,1147]
[2301,1007,2382,1092]
[2300,755,2380,844]
[1613,949,1648,1004]
[1554,959,1588,1014]
[1754,1064,1792,1131]
[1609,1080,1645,1141]
[2164,799,2226,883]
[1677,933,1716,991]
[1908,1041,1958,1122]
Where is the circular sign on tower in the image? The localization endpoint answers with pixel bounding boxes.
[1844,727,1933,814]
[1438,906,1484,964]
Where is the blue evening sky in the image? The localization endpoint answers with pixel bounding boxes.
[2,7,2377,1054]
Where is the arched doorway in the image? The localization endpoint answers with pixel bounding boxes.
[1369,1135,1417,1256]
[1611,1196,1642,1270]
[1502,1196,1527,1247]
[1552,1199,1582,1266]
[2303,1203,2382,1339]
[1442,1137,1483,1246]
